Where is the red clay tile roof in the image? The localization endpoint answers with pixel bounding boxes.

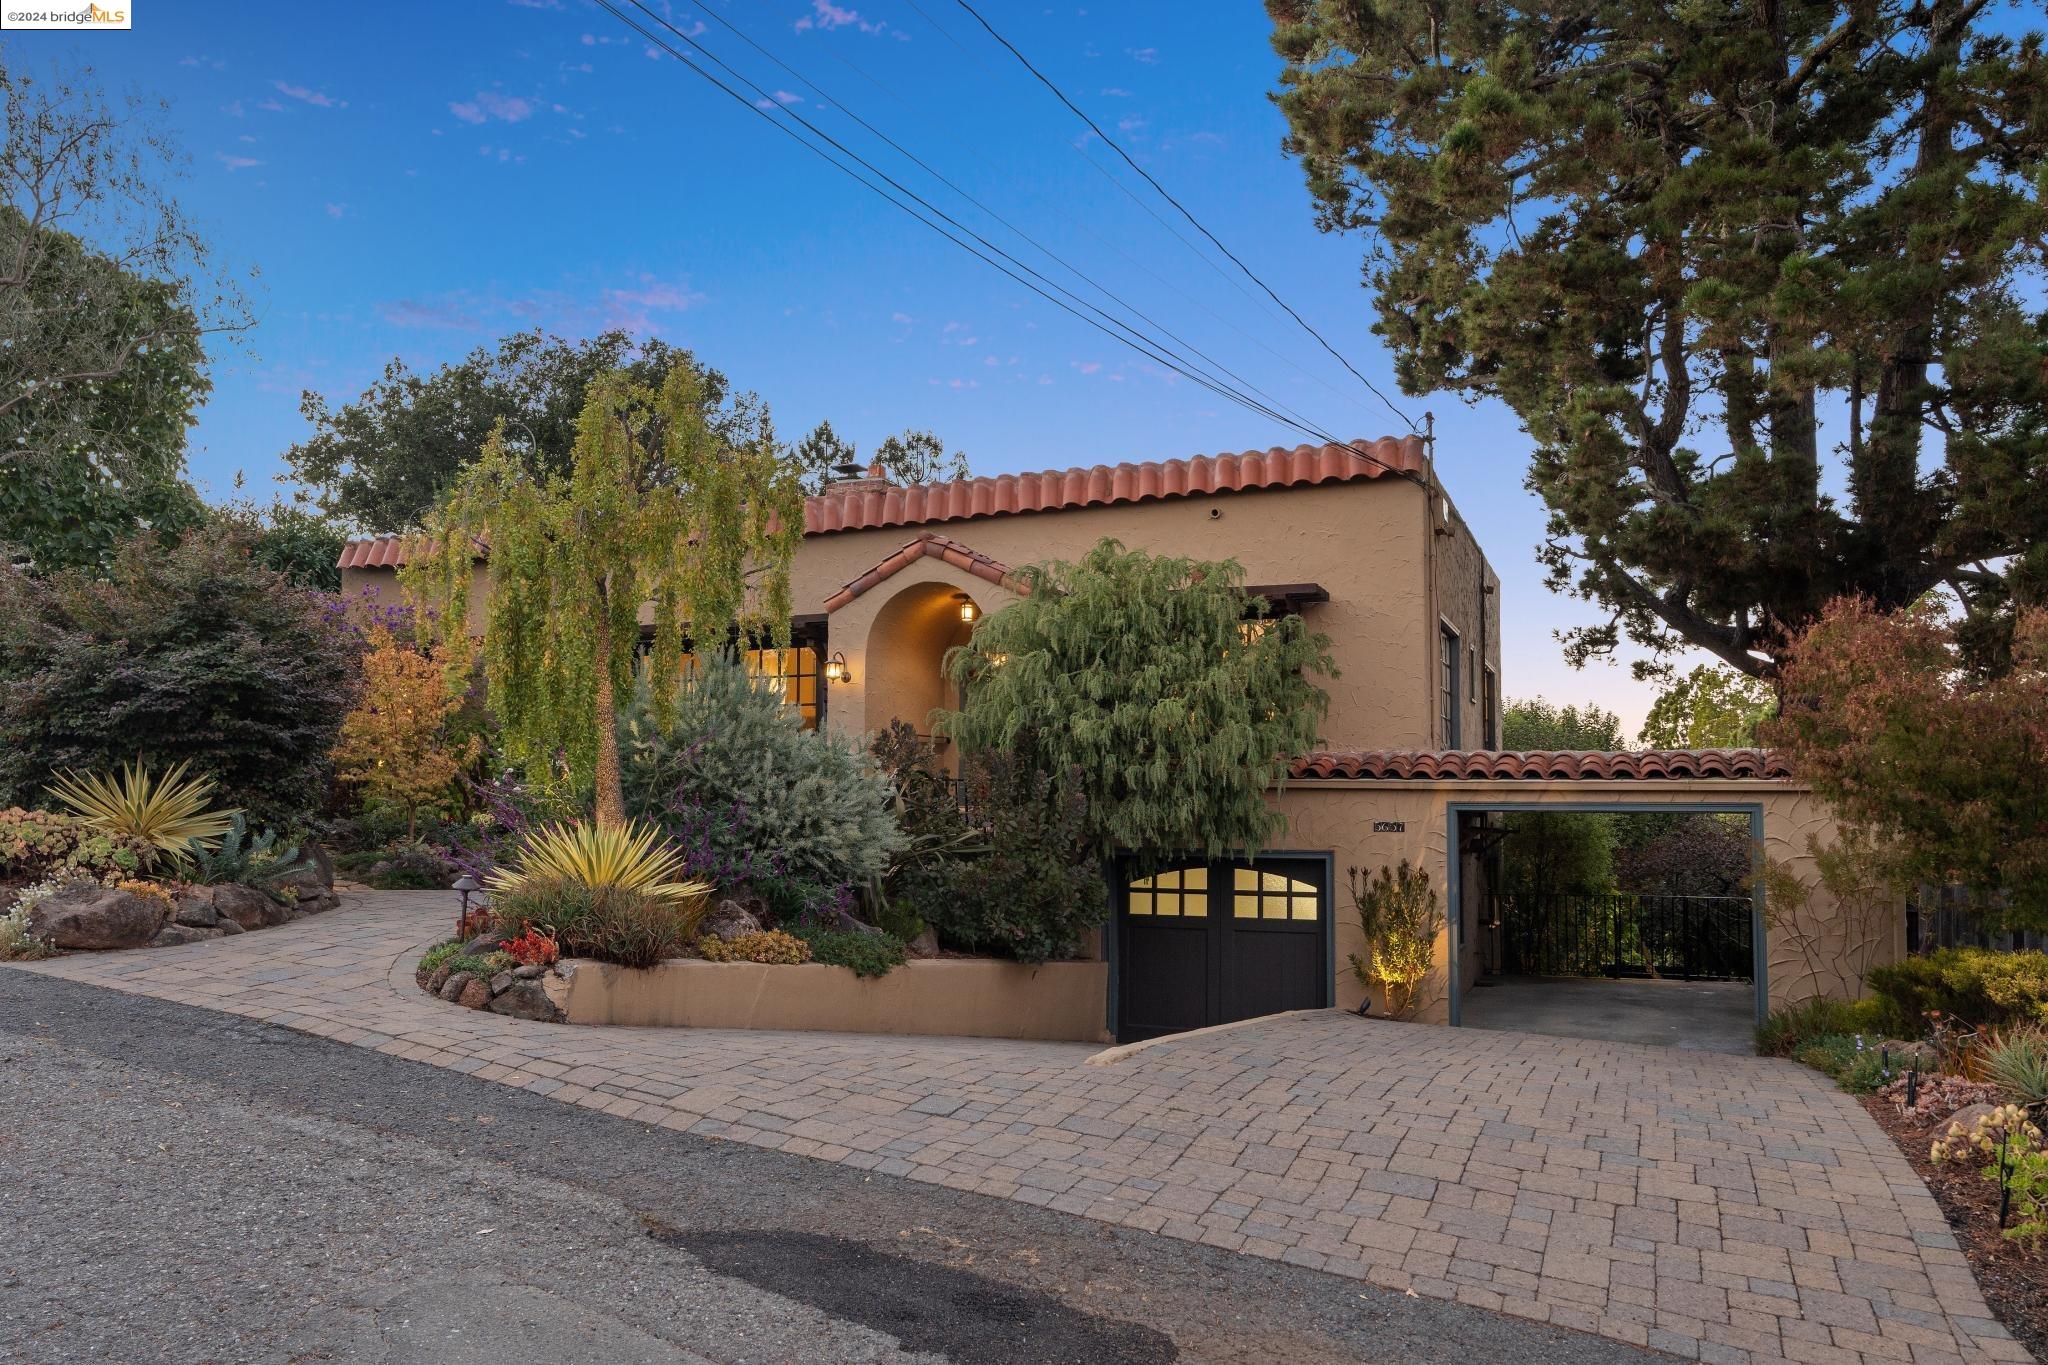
[1289,749,1793,782]
[335,436,1425,569]
[822,533,1019,613]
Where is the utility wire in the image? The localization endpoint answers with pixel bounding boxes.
[947,0,1424,437]
[672,0,1332,442]
[599,0,1326,441]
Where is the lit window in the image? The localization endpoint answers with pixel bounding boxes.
[646,642,822,730]
[1126,866,1209,918]
[1231,867,1320,921]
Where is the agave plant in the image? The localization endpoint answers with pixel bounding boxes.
[46,760,238,870]
[486,820,710,904]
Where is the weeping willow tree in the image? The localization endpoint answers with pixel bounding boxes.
[403,365,802,825]
[940,540,1337,861]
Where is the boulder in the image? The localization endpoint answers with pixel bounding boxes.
[171,888,220,929]
[151,924,224,948]
[27,885,170,951]
[908,927,941,959]
[1943,1103,2004,1138]
[265,843,340,916]
[513,963,546,980]
[703,899,763,943]
[486,979,563,1023]
[456,977,491,1010]
[426,965,454,995]
[215,916,245,936]
[439,971,476,1002]
[462,930,508,957]
[212,884,294,931]
[488,971,516,996]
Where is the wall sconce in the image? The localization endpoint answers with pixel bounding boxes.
[955,595,979,624]
[823,651,850,684]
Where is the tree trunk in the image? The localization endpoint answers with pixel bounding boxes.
[591,601,626,828]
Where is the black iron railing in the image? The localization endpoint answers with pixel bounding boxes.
[1489,892,1754,982]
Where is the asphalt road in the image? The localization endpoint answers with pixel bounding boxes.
[0,973,1663,1364]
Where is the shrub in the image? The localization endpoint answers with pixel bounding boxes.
[0,808,149,884]
[331,626,480,839]
[184,813,298,890]
[1983,1029,2048,1108]
[697,929,811,965]
[1348,861,1444,1019]
[793,925,906,978]
[0,532,363,830]
[1867,948,2048,1030]
[419,940,464,975]
[488,876,704,969]
[46,759,237,871]
[1932,1105,2048,1245]
[1792,1032,1926,1094]
[904,746,1106,965]
[0,880,66,960]
[350,840,455,891]
[619,657,905,888]
[1756,996,1906,1057]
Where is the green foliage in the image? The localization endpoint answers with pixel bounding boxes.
[0,884,59,960]
[211,496,348,592]
[697,929,811,964]
[0,808,148,884]
[0,61,242,573]
[487,875,699,969]
[1766,601,2048,928]
[1793,1034,1918,1095]
[334,841,452,891]
[792,420,968,494]
[1268,2,2048,677]
[621,656,905,888]
[1933,1106,2048,1246]
[941,540,1335,861]
[865,720,984,917]
[185,813,298,889]
[904,743,1106,965]
[1614,814,1753,897]
[288,330,723,533]
[1638,666,1775,750]
[1498,813,1615,899]
[1984,1030,2048,1108]
[1867,949,2048,1031]
[791,924,907,978]
[1500,698,1626,751]
[1347,861,1443,1019]
[418,940,464,975]
[1756,996,1906,1057]
[406,364,802,822]
[46,758,236,870]
[0,531,363,830]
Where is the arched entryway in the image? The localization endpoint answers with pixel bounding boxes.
[861,579,979,748]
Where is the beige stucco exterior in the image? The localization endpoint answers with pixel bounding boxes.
[340,472,1502,755]
[561,956,1112,1042]
[1270,778,1901,1025]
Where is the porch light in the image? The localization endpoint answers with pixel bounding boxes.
[956,595,979,623]
[823,650,850,684]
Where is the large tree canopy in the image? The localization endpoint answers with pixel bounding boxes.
[1268,1,2048,677]
[0,60,240,571]
[287,330,729,533]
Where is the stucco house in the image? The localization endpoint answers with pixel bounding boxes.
[339,436,1877,1044]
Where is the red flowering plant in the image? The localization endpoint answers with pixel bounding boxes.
[504,927,559,968]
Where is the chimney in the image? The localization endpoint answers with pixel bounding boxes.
[825,458,896,496]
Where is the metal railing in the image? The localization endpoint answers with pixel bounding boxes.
[1488,891,1754,982]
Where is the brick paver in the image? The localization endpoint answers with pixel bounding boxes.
[7,892,2026,1364]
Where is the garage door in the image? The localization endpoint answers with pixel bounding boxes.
[1115,856,1331,1043]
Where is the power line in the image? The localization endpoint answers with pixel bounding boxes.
[946,0,1424,437]
[596,0,1328,442]
[669,0,1333,443]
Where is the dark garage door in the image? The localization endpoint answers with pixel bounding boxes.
[1115,856,1331,1043]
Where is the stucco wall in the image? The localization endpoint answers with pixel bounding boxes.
[1269,779,1900,1025]
[339,474,1488,752]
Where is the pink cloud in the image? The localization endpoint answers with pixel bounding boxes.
[450,91,535,125]
[272,79,345,109]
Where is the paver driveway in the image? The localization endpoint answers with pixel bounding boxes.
[6,892,2025,1365]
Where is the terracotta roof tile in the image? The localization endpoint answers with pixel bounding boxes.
[1289,749,1793,782]
[337,435,1425,569]
[822,533,1019,613]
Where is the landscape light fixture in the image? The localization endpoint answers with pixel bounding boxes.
[451,873,480,941]
[824,651,850,684]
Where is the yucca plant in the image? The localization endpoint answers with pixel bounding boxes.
[46,760,238,871]
[486,820,709,904]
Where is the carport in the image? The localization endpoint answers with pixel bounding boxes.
[1271,749,1901,1037]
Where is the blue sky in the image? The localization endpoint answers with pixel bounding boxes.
[16,0,1680,730]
